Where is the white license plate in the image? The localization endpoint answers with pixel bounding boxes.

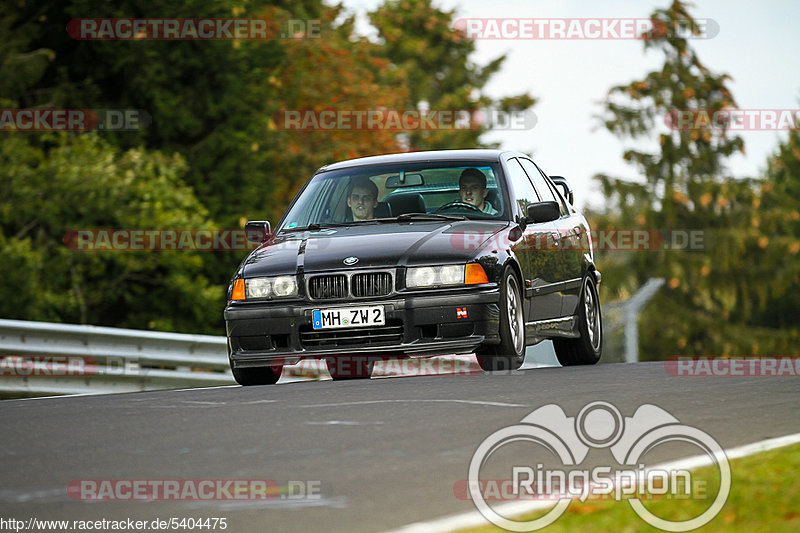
[312,306,385,330]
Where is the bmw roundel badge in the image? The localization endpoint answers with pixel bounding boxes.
[343,256,359,266]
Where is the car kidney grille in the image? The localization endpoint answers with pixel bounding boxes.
[307,272,393,299]
[308,275,348,299]
[351,272,392,297]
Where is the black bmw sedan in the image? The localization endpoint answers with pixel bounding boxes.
[225,149,602,384]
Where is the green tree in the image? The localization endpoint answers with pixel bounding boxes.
[0,0,538,334]
[593,0,799,358]
[368,0,535,150]
[753,128,800,329]
[0,133,222,332]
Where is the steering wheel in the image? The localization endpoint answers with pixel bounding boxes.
[435,201,483,213]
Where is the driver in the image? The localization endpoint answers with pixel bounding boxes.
[459,168,498,215]
[347,178,379,221]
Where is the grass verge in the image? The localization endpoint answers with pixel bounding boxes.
[458,443,800,532]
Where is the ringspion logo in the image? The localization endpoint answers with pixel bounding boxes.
[468,401,730,531]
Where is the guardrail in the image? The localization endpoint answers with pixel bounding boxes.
[0,319,235,399]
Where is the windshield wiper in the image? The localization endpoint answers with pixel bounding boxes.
[282,222,350,232]
[283,214,465,231]
[393,213,467,222]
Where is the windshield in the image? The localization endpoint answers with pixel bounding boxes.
[279,161,507,231]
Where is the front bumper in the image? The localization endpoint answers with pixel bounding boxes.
[225,288,500,368]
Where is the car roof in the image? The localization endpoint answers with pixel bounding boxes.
[317,149,521,173]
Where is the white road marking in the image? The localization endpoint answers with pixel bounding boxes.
[4,393,96,401]
[145,399,278,408]
[298,399,529,408]
[385,430,800,533]
[186,495,349,510]
[170,385,240,392]
[305,421,385,426]
[2,385,241,402]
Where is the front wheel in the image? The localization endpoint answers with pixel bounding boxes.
[554,274,602,366]
[476,266,525,371]
[231,364,283,386]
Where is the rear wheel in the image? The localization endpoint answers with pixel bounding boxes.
[554,274,602,366]
[325,356,376,380]
[231,364,283,386]
[476,266,525,371]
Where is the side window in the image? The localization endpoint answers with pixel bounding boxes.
[519,158,567,215]
[505,158,539,216]
[519,158,555,202]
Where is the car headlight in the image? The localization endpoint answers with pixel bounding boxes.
[237,276,298,299]
[246,277,271,298]
[406,264,470,288]
[407,266,437,288]
[271,276,298,297]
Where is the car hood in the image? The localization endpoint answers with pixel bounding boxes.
[241,220,508,277]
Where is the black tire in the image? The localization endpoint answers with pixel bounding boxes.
[554,274,602,366]
[231,364,283,386]
[476,265,525,371]
[325,356,376,380]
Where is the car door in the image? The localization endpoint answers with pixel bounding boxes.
[519,157,584,317]
[504,157,562,321]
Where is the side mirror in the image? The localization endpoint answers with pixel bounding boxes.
[549,176,574,205]
[526,201,560,224]
[244,221,271,242]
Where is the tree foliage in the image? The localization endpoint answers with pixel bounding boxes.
[0,0,533,333]
[592,0,799,358]
[368,0,535,150]
[0,133,221,331]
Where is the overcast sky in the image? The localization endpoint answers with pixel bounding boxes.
[340,0,800,209]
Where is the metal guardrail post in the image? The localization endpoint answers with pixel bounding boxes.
[624,278,665,363]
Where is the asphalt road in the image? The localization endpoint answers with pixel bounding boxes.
[1,361,799,532]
